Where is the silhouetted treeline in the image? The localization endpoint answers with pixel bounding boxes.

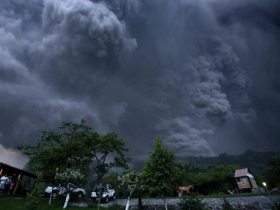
[132,149,280,178]
[177,150,280,177]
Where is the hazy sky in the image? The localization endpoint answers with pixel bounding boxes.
[0,0,280,168]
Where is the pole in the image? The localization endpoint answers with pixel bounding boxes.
[264,185,277,210]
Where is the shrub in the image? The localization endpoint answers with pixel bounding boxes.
[178,193,209,210]
[25,171,43,210]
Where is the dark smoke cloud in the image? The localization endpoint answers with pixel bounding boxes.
[0,0,280,166]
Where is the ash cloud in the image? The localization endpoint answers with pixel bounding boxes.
[0,0,280,166]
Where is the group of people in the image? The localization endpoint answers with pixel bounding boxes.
[0,174,15,194]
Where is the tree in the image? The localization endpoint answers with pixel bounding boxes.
[176,163,201,187]
[141,138,180,210]
[25,171,43,210]
[102,172,119,189]
[54,168,84,209]
[178,193,209,210]
[266,157,280,189]
[189,165,240,195]
[89,132,131,183]
[17,120,130,185]
[118,171,142,210]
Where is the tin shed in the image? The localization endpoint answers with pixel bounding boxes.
[234,168,258,192]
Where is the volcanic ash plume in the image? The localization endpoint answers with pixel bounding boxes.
[0,0,279,165]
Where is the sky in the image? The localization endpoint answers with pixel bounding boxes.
[0,0,280,169]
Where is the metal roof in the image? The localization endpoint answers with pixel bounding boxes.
[0,162,36,178]
[234,168,252,178]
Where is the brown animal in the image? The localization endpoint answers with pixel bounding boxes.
[178,185,193,194]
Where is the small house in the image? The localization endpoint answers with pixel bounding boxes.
[234,168,258,193]
[0,162,36,195]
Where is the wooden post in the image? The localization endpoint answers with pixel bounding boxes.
[13,174,22,195]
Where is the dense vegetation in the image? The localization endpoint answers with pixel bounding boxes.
[132,149,280,190]
[177,150,280,177]
[17,120,131,186]
[12,119,280,210]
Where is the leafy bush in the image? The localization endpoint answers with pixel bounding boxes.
[178,193,209,210]
[116,184,130,198]
[25,171,43,210]
[189,165,240,195]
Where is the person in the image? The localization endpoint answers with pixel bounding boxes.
[9,181,15,195]
[0,174,8,193]
[5,176,12,194]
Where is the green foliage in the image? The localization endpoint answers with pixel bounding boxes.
[90,132,131,182]
[141,138,180,198]
[118,171,141,187]
[17,120,93,184]
[102,173,119,189]
[55,168,84,186]
[176,150,280,179]
[116,183,130,198]
[266,156,280,189]
[25,171,43,210]
[189,165,240,195]
[221,198,235,210]
[118,170,142,208]
[176,163,201,186]
[178,194,209,210]
[17,119,131,184]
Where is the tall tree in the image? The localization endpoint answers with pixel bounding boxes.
[118,171,142,210]
[17,120,93,184]
[266,157,280,188]
[54,168,84,209]
[141,138,180,210]
[17,120,130,184]
[89,132,131,182]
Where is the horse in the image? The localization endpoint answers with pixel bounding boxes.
[178,185,194,194]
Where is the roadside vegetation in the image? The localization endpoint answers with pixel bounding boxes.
[3,119,278,210]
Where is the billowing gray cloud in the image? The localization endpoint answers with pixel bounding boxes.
[0,0,279,167]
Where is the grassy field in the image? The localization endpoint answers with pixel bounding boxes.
[0,196,100,210]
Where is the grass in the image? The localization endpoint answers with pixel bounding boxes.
[201,191,280,198]
[0,196,104,210]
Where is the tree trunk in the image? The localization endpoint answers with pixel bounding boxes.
[137,189,143,210]
[97,183,102,210]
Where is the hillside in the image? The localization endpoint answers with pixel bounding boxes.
[132,150,280,177]
[178,150,280,177]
